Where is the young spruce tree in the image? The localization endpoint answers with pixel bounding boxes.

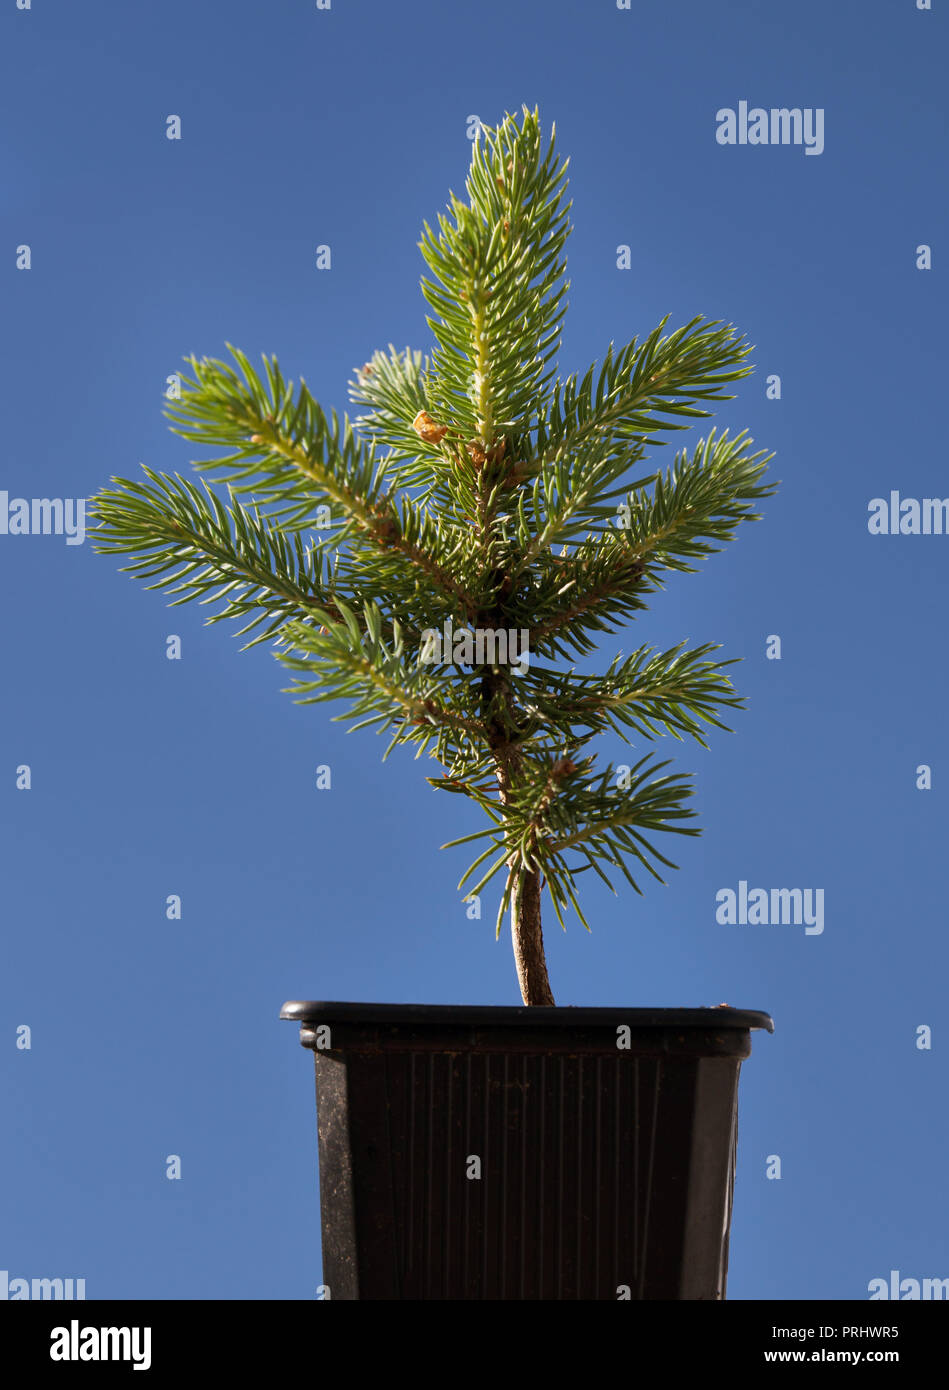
[91,107,776,1007]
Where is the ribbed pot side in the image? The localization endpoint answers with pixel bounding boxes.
[280,1003,774,1301]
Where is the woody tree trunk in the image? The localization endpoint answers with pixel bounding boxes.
[511,865,555,1006]
[484,667,555,1006]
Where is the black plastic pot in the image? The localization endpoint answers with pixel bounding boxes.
[280,1001,773,1300]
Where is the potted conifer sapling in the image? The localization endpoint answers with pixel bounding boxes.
[91,107,775,1301]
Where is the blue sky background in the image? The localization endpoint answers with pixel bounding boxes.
[2,0,946,1301]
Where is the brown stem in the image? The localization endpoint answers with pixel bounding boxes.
[483,669,556,1007]
[511,867,555,1006]
[475,472,556,1008]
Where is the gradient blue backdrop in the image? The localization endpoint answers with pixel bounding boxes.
[2,0,946,1301]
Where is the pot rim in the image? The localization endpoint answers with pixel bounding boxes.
[279,1000,774,1032]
